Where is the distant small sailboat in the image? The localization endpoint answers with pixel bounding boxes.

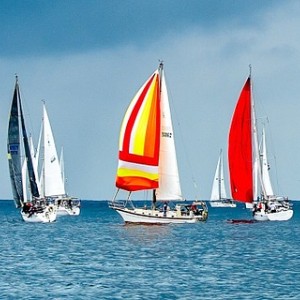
[228,69,293,221]
[7,76,56,222]
[209,149,236,208]
[110,62,208,224]
[39,103,80,216]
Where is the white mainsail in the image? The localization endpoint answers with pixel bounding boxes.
[42,103,65,197]
[260,127,274,197]
[156,68,183,201]
[210,150,227,200]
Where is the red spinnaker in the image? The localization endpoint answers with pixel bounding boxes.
[228,77,253,203]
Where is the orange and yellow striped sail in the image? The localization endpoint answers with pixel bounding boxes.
[116,70,161,191]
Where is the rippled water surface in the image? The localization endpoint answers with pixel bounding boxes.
[0,200,300,299]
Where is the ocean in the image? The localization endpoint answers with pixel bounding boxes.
[0,200,299,300]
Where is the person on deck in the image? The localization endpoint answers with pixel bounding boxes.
[163,202,167,217]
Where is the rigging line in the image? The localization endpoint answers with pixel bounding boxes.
[163,68,200,199]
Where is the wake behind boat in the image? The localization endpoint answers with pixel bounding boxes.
[110,63,208,224]
[228,68,293,221]
[7,76,57,223]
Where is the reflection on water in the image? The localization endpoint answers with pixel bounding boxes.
[121,223,172,244]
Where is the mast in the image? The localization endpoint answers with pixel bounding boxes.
[250,66,266,200]
[152,61,163,206]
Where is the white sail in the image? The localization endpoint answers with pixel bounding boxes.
[260,127,274,197]
[22,159,28,202]
[42,103,65,196]
[251,77,263,201]
[210,150,227,200]
[156,68,183,201]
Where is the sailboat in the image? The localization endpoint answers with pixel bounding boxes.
[7,76,57,222]
[39,103,80,216]
[209,149,236,208]
[110,63,208,224]
[228,70,293,221]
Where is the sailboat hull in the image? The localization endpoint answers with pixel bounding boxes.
[210,201,236,208]
[21,205,57,223]
[113,206,208,224]
[266,209,293,221]
[253,208,293,221]
[253,211,269,221]
[57,206,80,216]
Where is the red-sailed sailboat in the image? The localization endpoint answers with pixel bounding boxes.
[228,70,293,221]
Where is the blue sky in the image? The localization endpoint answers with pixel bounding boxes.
[0,1,278,56]
[1,0,300,200]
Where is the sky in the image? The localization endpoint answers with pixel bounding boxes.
[1,0,300,201]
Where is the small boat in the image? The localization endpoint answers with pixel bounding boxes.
[209,149,236,208]
[110,62,208,224]
[39,103,80,216]
[228,68,293,221]
[7,76,57,223]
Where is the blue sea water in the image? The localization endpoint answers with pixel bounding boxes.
[0,200,299,300]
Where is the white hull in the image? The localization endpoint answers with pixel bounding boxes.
[266,209,293,221]
[21,205,57,223]
[253,211,269,221]
[245,203,254,209]
[254,208,293,221]
[113,206,208,224]
[210,201,236,208]
[57,206,80,216]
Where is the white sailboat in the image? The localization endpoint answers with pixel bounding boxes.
[110,63,208,224]
[7,76,57,223]
[40,103,80,216]
[210,149,236,208]
[253,127,291,221]
[228,70,293,221]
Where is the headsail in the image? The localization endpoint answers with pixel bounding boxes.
[7,77,40,206]
[228,77,253,203]
[7,80,23,207]
[116,69,161,191]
